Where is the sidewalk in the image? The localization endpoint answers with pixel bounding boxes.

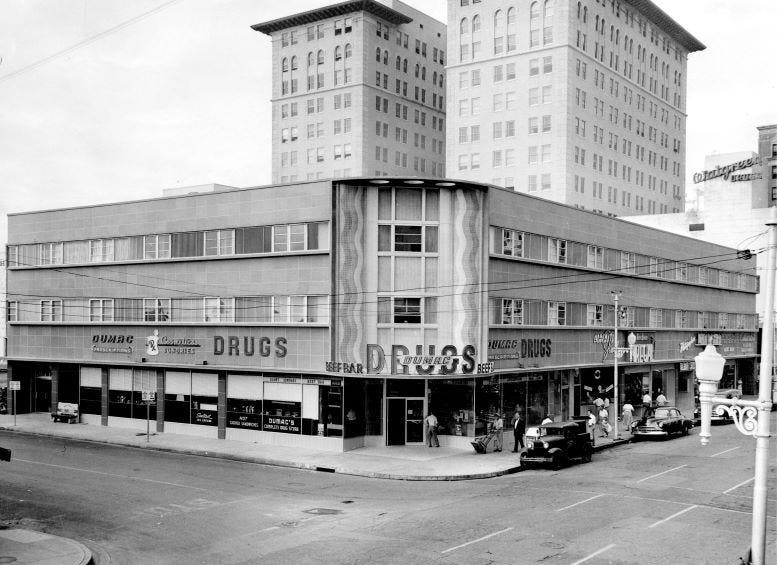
[0,527,92,565]
[0,413,629,481]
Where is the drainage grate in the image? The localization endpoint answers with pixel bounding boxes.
[315,466,335,473]
[303,508,342,515]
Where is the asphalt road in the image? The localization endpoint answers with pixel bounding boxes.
[0,421,774,565]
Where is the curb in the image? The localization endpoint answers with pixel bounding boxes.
[0,529,93,565]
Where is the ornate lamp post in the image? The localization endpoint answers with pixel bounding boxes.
[695,207,777,565]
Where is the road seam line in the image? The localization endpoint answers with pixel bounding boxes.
[648,505,698,528]
[556,494,606,512]
[570,543,616,565]
[441,527,513,554]
[636,464,687,483]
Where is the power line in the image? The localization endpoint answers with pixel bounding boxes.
[0,0,183,85]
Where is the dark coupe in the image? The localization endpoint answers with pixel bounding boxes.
[520,419,593,469]
[631,406,693,439]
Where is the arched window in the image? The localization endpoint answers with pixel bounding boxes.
[583,6,587,22]
[334,46,342,61]
[542,0,553,45]
[307,52,314,67]
[396,55,401,70]
[494,9,503,28]
[376,47,381,62]
[415,63,420,78]
[281,57,289,73]
[460,17,469,35]
[290,55,298,70]
[529,2,540,48]
[577,1,581,19]
[421,66,426,80]
[383,50,388,65]
[507,6,516,25]
[345,43,352,58]
[403,58,408,73]
[317,50,324,65]
[472,14,481,33]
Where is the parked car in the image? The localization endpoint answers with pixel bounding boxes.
[693,389,741,424]
[520,419,593,470]
[631,406,693,439]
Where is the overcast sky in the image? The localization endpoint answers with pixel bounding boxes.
[1,0,775,252]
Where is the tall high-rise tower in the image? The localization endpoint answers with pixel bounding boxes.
[446,0,704,217]
[254,0,447,183]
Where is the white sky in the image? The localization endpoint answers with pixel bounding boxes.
[1,0,775,251]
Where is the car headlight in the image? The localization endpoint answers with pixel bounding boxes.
[527,441,534,449]
[542,441,549,449]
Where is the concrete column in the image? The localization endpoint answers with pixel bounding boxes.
[156,369,165,433]
[6,365,14,415]
[101,367,109,426]
[50,366,59,413]
[217,372,226,440]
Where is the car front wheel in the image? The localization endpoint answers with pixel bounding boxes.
[551,452,567,470]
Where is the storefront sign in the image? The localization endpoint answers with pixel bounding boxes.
[194,410,216,425]
[628,333,654,363]
[145,330,201,356]
[487,338,552,362]
[213,335,287,358]
[592,331,615,362]
[693,156,762,184]
[365,344,477,375]
[267,376,300,384]
[324,362,364,373]
[263,416,301,434]
[679,336,696,353]
[227,413,261,430]
[680,361,695,372]
[697,333,722,346]
[91,334,134,354]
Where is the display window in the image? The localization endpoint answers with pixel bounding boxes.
[191,372,218,426]
[108,368,133,418]
[131,369,157,420]
[227,373,262,430]
[79,366,102,415]
[164,370,191,423]
[428,379,474,437]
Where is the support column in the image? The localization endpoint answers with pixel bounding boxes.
[50,366,59,414]
[217,372,226,440]
[6,366,14,416]
[101,367,109,426]
[156,369,165,433]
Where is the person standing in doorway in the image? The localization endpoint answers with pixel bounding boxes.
[425,411,439,447]
[512,405,525,452]
[655,389,667,406]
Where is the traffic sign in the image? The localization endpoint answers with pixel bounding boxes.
[141,391,156,402]
[9,381,20,391]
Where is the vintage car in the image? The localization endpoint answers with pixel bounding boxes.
[631,406,693,439]
[519,419,593,470]
[693,388,741,424]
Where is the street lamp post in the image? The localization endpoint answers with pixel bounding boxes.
[611,291,623,440]
[695,207,777,565]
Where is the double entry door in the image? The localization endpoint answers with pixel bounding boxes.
[387,397,425,445]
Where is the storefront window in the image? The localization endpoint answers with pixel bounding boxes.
[428,379,474,437]
[323,382,343,437]
[344,378,383,438]
[227,373,262,430]
[264,380,302,434]
[108,368,133,418]
[191,372,218,426]
[79,366,102,415]
[164,370,191,423]
[132,369,157,420]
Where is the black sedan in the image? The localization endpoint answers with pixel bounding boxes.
[631,406,693,439]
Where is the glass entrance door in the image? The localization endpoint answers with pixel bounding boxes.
[386,397,425,445]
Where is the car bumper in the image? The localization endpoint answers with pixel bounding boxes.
[631,428,669,437]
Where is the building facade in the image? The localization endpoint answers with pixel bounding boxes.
[253,0,447,184]
[446,0,703,217]
[6,178,758,451]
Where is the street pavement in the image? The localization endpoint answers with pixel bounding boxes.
[0,413,631,565]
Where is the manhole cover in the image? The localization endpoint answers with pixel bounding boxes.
[541,541,565,550]
[303,508,342,515]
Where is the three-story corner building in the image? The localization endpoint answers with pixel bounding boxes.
[446,0,704,217]
[253,0,447,184]
[6,178,758,451]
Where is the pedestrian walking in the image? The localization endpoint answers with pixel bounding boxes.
[622,402,634,432]
[512,405,525,452]
[598,406,610,438]
[425,411,440,447]
[493,412,504,452]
